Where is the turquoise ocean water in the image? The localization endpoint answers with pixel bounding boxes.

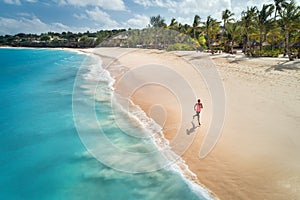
[0,48,213,200]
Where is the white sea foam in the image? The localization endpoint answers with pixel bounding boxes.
[81,52,216,200]
[82,54,115,89]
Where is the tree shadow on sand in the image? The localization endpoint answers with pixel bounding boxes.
[186,121,198,135]
[188,55,207,61]
[266,60,300,72]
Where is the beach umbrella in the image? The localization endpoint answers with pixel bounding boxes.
[262,42,271,46]
[211,42,220,46]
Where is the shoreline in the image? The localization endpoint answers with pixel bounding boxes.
[76,47,300,200]
[82,48,218,200]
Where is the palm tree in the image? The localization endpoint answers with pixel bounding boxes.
[241,6,257,52]
[226,22,242,53]
[222,9,234,45]
[192,15,201,39]
[278,0,300,60]
[274,0,288,20]
[167,18,179,45]
[168,18,179,31]
[222,9,235,27]
[204,16,221,53]
[256,4,275,54]
[150,15,167,28]
[204,16,213,51]
[178,23,192,35]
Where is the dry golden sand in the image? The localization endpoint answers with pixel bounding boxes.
[82,48,300,200]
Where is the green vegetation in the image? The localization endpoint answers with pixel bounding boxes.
[0,30,126,48]
[0,0,299,59]
[148,0,299,59]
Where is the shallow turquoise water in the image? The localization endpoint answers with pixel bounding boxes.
[0,48,211,200]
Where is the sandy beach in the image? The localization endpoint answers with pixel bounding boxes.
[82,47,300,200]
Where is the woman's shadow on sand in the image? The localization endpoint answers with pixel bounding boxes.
[186,121,198,135]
